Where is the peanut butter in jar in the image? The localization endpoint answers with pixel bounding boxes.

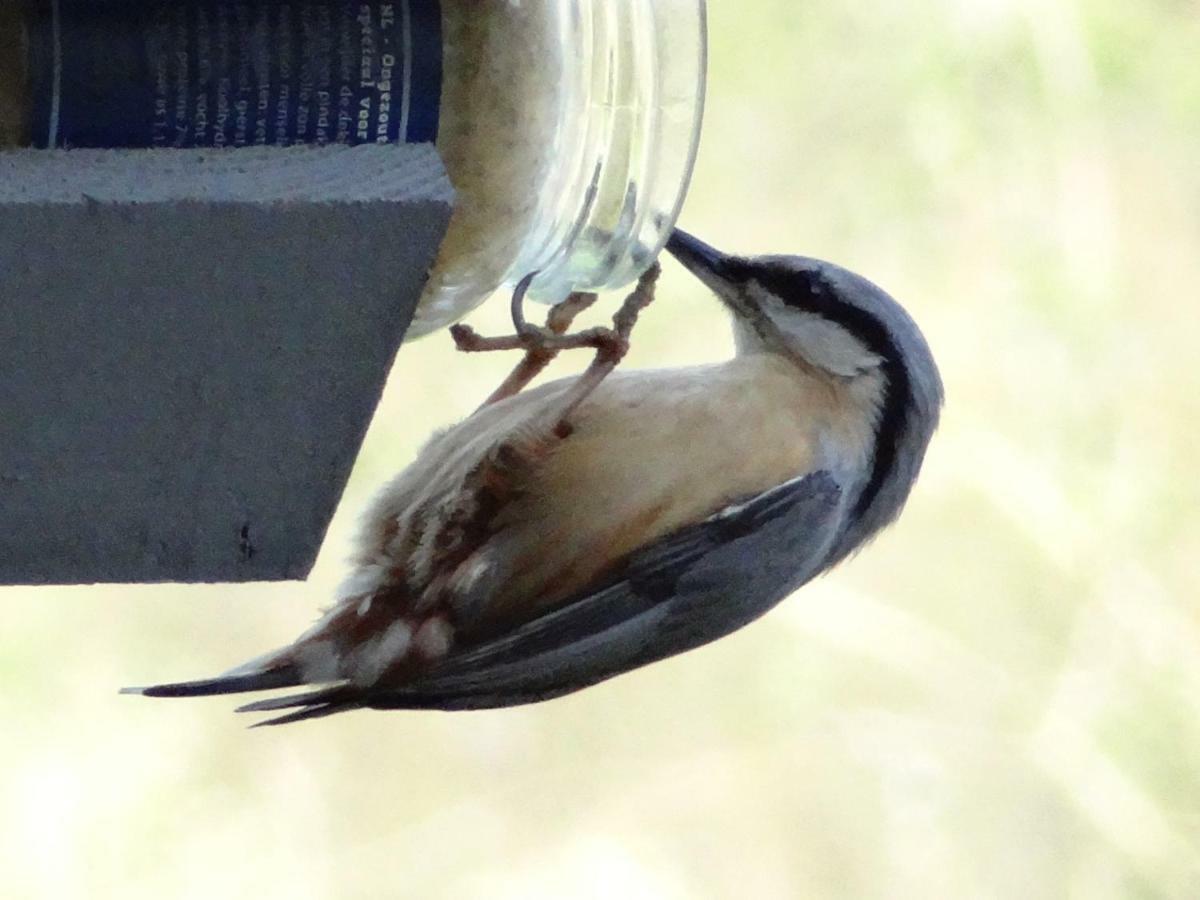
[0,0,28,146]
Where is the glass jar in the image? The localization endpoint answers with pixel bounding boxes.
[0,0,707,338]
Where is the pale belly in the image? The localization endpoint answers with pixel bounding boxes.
[480,355,876,621]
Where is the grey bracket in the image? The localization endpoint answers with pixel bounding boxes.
[0,144,453,584]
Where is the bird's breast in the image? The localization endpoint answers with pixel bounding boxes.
[482,355,876,625]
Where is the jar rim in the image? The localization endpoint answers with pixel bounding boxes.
[511,0,707,300]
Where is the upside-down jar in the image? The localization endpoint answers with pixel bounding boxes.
[0,0,707,337]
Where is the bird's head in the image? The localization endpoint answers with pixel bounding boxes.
[666,228,944,558]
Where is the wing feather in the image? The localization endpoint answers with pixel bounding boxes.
[367,470,846,711]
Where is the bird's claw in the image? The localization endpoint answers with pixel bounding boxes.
[455,262,659,410]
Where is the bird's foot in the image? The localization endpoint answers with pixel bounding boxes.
[451,272,601,406]
[451,262,660,414]
[538,261,660,429]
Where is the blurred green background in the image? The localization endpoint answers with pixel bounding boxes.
[5,1,1200,897]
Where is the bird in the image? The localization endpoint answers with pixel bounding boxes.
[123,228,944,726]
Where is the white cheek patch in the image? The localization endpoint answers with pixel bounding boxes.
[791,314,882,377]
[748,285,881,377]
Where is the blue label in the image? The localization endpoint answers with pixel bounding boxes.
[28,0,441,148]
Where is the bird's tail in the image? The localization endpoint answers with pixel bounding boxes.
[121,665,301,698]
[121,647,369,726]
[121,597,431,724]
[121,643,306,697]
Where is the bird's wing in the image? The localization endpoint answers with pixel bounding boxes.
[240,470,845,722]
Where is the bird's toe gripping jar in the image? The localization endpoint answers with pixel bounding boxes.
[0,0,707,338]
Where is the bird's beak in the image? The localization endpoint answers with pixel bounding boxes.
[665,228,741,302]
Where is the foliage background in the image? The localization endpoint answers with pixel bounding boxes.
[5,1,1200,896]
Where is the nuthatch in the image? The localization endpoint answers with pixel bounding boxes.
[124,229,943,725]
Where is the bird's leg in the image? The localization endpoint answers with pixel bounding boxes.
[453,275,601,408]
[451,273,611,357]
[450,271,608,406]
[480,291,599,406]
[450,272,542,355]
[431,264,660,601]
[451,262,659,422]
[413,258,656,616]
[537,261,660,431]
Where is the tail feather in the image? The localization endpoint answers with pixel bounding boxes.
[122,665,365,726]
[249,701,363,727]
[236,684,364,726]
[235,685,358,714]
[121,665,302,698]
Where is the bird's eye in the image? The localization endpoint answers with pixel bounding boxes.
[747,266,826,313]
